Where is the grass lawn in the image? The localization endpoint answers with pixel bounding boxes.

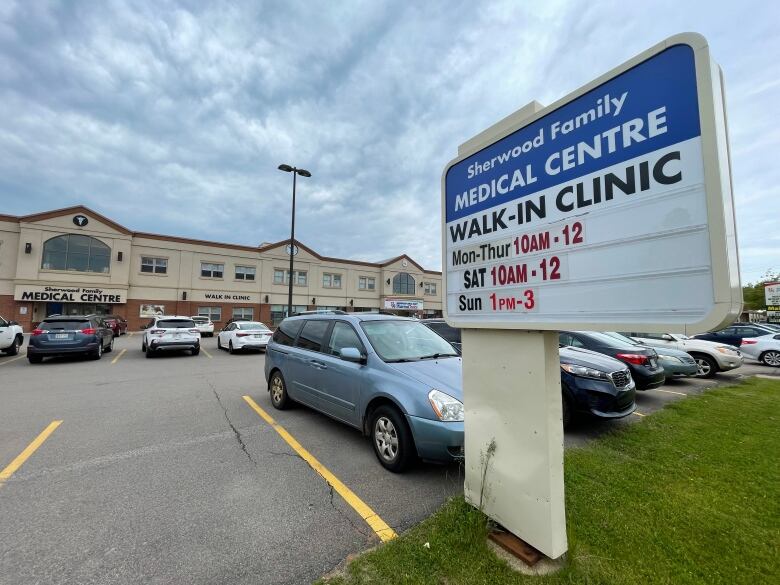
[321,378,780,585]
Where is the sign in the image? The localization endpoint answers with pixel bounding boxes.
[442,35,741,333]
[190,290,261,304]
[73,215,89,227]
[14,284,126,304]
[140,304,165,317]
[384,298,423,311]
[765,283,780,306]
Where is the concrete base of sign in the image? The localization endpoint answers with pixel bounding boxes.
[462,329,567,559]
[487,539,567,576]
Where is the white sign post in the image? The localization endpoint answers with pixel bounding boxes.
[441,34,740,560]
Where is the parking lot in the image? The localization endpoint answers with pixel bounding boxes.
[0,333,777,585]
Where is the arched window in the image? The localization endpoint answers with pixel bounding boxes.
[392,272,416,295]
[41,234,111,273]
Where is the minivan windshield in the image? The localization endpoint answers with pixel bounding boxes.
[360,320,459,362]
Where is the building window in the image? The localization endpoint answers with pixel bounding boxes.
[232,307,254,320]
[201,262,224,278]
[41,234,111,273]
[235,265,256,281]
[424,282,437,296]
[273,269,307,286]
[358,276,376,290]
[270,304,308,326]
[198,306,221,321]
[392,272,416,295]
[322,273,342,288]
[141,256,168,274]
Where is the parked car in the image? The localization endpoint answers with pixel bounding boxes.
[603,332,698,377]
[0,316,24,356]
[622,331,743,378]
[191,316,215,337]
[28,315,114,363]
[559,346,636,427]
[739,333,780,367]
[217,321,272,353]
[103,314,128,337]
[693,323,776,348]
[141,316,200,357]
[559,331,665,390]
[265,314,463,472]
[420,319,462,353]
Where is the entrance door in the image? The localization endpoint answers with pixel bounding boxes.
[46,302,64,317]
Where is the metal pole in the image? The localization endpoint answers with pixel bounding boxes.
[287,170,297,317]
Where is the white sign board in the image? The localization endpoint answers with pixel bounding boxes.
[14,284,127,304]
[442,34,741,332]
[384,298,424,311]
[765,283,780,306]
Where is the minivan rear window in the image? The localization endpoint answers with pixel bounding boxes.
[273,319,303,346]
[296,320,330,352]
[41,320,91,330]
[157,319,195,329]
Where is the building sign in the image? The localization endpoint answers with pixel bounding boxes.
[384,298,423,311]
[441,36,741,332]
[14,284,126,304]
[190,291,261,304]
[765,283,780,306]
[140,304,165,317]
[73,215,89,227]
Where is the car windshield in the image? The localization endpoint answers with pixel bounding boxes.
[577,331,638,349]
[238,322,270,331]
[360,320,459,362]
[157,319,195,329]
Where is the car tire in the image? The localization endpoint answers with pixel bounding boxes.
[91,343,103,360]
[562,393,573,429]
[145,347,154,358]
[229,341,235,354]
[28,355,43,364]
[760,351,780,367]
[191,345,200,356]
[370,405,415,473]
[217,336,223,350]
[692,354,717,378]
[105,338,114,353]
[5,336,21,356]
[269,371,291,410]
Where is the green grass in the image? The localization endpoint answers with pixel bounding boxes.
[321,378,780,585]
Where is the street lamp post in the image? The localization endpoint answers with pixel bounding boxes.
[277,164,312,318]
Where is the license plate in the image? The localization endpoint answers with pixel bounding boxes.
[54,333,69,340]
[254,334,264,338]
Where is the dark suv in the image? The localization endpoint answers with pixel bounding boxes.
[28,315,114,363]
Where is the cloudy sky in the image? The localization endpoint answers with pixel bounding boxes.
[0,0,777,282]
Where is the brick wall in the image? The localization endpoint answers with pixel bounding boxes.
[126,299,275,331]
[0,295,33,331]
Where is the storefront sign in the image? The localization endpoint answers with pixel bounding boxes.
[442,35,740,333]
[14,284,126,304]
[384,298,423,311]
[140,304,165,317]
[191,291,261,304]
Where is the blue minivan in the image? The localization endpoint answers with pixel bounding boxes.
[264,314,463,472]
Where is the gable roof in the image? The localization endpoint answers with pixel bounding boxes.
[2,205,442,275]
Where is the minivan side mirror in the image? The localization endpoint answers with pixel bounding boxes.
[340,347,365,364]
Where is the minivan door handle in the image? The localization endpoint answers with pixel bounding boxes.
[309,359,328,370]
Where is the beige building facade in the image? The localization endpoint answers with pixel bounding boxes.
[0,206,443,330]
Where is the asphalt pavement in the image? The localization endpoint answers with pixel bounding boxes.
[0,333,776,584]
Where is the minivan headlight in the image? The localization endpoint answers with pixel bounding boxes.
[560,363,608,380]
[428,389,464,422]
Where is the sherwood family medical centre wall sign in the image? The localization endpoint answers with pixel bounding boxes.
[442,34,741,332]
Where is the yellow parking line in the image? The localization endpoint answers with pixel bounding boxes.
[202,348,213,359]
[632,411,646,417]
[111,348,127,364]
[656,388,687,396]
[0,355,26,366]
[242,395,397,542]
[0,420,62,488]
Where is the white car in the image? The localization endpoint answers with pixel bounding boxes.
[739,333,780,367]
[217,321,272,354]
[0,315,24,356]
[623,331,743,378]
[191,316,215,337]
[142,316,201,358]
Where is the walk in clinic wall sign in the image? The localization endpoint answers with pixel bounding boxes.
[440,34,740,560]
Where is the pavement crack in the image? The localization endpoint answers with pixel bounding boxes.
[208,380,257,466]
[325,481,371,540]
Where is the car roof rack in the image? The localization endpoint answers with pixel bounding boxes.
[293,310,348,316]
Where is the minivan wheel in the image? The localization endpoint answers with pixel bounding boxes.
[760,351,780,367]
[370,405,414,473]
[693,354,717,378]
[269,371,291,410]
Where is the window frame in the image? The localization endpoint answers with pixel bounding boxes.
[200,262,224,279]
[325,321,366,357]
[322,272,342,289]
[294,319,332,353]
[140,256,168,275]
[234,265,256,281]
[392,272,416,295]
[198,306,222,321]
[41,234,111,274]
[424,282,437,296]
[232,307,254,320]
[358,276,377,291]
